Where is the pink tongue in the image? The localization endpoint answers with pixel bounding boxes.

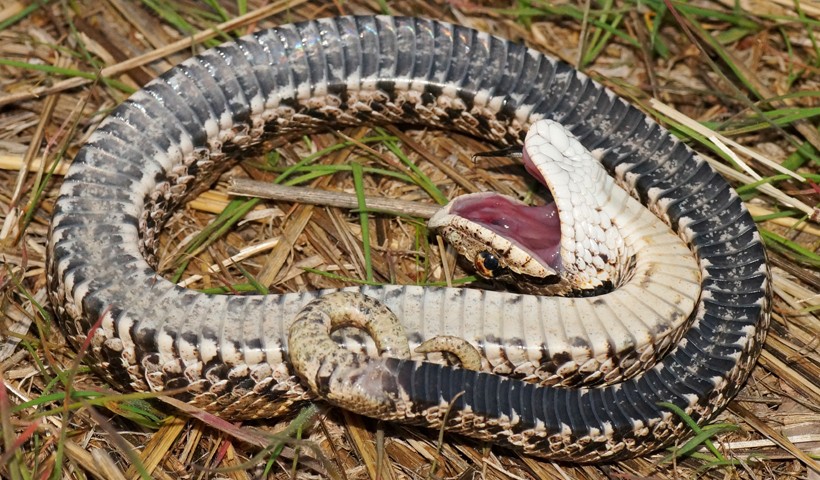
[449,194,562,270]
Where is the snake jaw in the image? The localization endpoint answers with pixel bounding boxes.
[428,192,561,281]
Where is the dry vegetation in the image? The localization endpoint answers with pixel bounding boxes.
[1,0,819,479]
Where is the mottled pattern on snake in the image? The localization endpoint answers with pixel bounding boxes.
[47,16,771,462]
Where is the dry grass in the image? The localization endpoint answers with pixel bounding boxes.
[1,0,819,479]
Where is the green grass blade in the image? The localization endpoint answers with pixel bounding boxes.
[760,229,820,267]
[501,1,640,49]
[0,59,134,93]
[301,267,384,287]
[658,402,737,463]
[0,1,50,31]
[169,198,261,283]
[374,127,447,205]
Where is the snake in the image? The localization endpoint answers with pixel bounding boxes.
[47,16,771,462]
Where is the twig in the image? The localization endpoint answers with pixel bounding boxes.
[228,178,441,219]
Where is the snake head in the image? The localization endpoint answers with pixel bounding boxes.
[428,190,562,283]
[428,119,628,295]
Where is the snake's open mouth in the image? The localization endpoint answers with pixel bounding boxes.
[439,142,563,274]
[430,143,565,277]
[447,194,561,271]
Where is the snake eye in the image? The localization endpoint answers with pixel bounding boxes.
[474,251,502,278]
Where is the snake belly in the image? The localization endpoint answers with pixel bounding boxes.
[47,16,771,462]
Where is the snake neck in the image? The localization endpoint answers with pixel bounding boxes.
[523,120,632,294]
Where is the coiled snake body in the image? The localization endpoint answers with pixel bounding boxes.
[47,16,771,462]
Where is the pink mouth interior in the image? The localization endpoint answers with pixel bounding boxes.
[448,148,562,271]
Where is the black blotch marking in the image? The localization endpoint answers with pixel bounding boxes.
[304,109,332,121]
[143,352,160,367]
[505,294,524,304]
[144,212,156,231]
[165,376,189,390]
[445,107,464,120]
[327,83,348,102]
[355,111,373,122]
[474,114,492,135]
[498,131,520,146]
[261,387,299,404]
[538,344,555,367]
[205,363,230,381]
[186,162,199,178]
[423,84,442,101]
[457,89,475,111]
[651,322,670,336]
[376,80,396,99]
[572,280,614,297]
[483,335,502,350]
[401,103,420,118]
[235,378,255,391]
[279,97,299,109]
[551,351,572,365]
[494,105,512,122]
[132,326,158,358]
[505,337,526,350]
[181,331,199,349]
[153,170,167,185]
[244,337,263,353]
[99,343,134,389]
